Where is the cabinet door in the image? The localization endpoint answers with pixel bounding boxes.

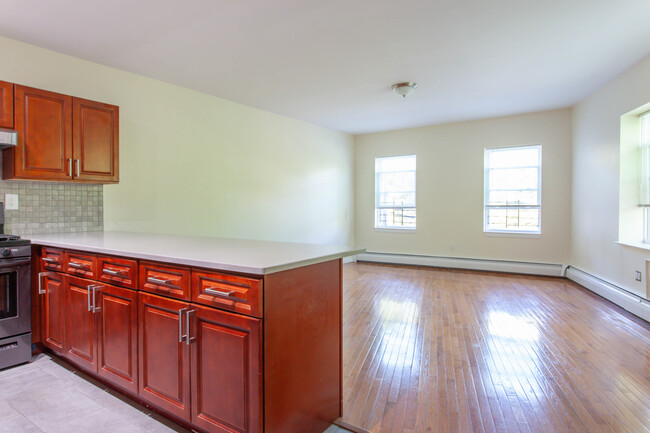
[138,293,190,420]
[190,304,261,433]
[0,81,13,128]
[64,275,97,372]
[96,283,138,393]
[40,272,65,355]
[9,85,72,180]
[73,98,119,183]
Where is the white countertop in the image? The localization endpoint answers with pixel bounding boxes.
[29,231,364,275]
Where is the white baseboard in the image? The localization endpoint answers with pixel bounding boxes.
[356,252,564,276]
[566,267,650,322]
[342,256,357,264]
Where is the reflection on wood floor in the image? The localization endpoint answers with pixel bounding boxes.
[340,263,650,433]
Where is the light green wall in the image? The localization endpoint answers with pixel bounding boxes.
[572,54,650,299]
[355,109,573,264]
[0,36,354,245]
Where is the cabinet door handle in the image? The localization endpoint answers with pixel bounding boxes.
[103,268,125,277]
[148,276,172,286]
[204,287,235,298]
[43,257,59,264]
[178,308,188,343]
[92,286,102,313]
[76,159,80,177]
[87,285,95,312]
[68,158,73,177]
[186,309,196,345]
[69,262,87,269]
[38,272,46,295]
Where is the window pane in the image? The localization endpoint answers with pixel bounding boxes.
[376,208,416,228]
[379,171,415,194]
[378,192,416,207]
[489,167,538,190]
[488,190,538,206]
[486,208,540,232]
[375,155,416,229]
[488,147,539,168]
[376,155,416,172]
[484,145,541,233]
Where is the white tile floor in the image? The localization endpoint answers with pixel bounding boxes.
[0,355,350,433]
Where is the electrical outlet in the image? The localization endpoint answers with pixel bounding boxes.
[4,194,18,210]
[635,270,642,281]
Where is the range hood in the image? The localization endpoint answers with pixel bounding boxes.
[0,128,17,148]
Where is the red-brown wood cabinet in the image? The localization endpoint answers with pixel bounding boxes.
[39,271,65,355]
[34,246,341,433]
[0,80,13,128]
[3,83,119,183]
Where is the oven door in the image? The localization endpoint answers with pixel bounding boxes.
[0,257,31,339]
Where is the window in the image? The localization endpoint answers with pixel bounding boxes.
[484,145,541,233]
[639,111,650,242]
[375,155,416,229]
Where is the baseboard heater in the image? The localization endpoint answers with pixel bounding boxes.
[566,267,650,322]
[355,252,564,276]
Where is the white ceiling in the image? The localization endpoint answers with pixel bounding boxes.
[1,0,650,134]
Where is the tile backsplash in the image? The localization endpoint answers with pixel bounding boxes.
[0,154,103,235]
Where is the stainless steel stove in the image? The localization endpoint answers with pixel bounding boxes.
[0,214,32,369]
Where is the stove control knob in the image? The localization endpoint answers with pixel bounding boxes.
[1,248,11,257]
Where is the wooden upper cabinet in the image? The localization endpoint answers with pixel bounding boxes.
[73,98,119,183]
[0,81,13,128]
[5,85,73,181]
[2,84,119,183]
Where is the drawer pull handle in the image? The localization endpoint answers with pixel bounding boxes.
[103,268,125,277]
[87,285,95,312]
[92,286,102,313]
[148,276,172,285]
[69,262,87,269]
[38,272,47,295]
[204,287,235,297]
[178,308,188,342]
[43,257,59,264]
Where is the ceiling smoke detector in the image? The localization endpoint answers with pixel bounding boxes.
[391,82,418,98]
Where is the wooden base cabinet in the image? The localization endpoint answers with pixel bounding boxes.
[38,271,138,393]
[35,246,341,433]
[138,293,262,433]
[138,293,191,420]
[40,271,65,355]
[191,305,261,433]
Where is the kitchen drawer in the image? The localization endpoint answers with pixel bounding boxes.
[139,261,190,300]
[192,270,262,318]
[41,247,64,272]
[64,251,98,279]
[98,256,138,289]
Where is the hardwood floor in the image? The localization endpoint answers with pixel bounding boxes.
[340,263,650,433]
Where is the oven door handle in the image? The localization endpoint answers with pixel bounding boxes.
[0,258,31,270]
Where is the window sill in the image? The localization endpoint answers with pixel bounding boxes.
[616,241,650,252]
[484,231,541,239]
[374,227,417,233]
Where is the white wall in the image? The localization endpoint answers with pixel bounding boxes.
[572,55,650,300]
[0,36,355,246]
[355,109,573,264]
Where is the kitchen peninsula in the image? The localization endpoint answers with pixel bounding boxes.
[30,231,363,433]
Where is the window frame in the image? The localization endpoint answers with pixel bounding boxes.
[374,154,417,231]
[483,144,542,235]
[640,111,650,242]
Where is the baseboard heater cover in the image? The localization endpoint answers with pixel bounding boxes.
[566,267,650,322]
[356,252,564,276]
